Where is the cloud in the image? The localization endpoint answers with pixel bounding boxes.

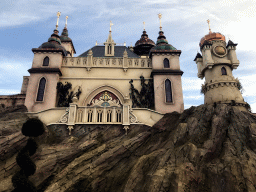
[238,74,256,97]
[184,95,203,100]
[0,89,20,95]
[182,77,204,91]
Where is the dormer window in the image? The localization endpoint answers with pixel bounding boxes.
[43,56,49,66]
[221,67,227,75]
[164,58,170,68]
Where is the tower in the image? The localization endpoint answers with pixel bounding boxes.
[25,12,68,112]
[150,14,184,113]
[194,20,246,110]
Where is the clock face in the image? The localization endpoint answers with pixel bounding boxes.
[213,45,227,57]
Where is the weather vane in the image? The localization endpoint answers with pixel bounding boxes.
[56,11,61,30]
[65,16,68,28]
[207,19,212,33]
[158,13,162,30]
[143,21,145,31]
[110,21,113,32]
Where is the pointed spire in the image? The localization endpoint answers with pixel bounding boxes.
[109,21,113,32]
[143,21,145,31]
[207,19,212,34]
[65,16,68,28]
[158,13,162,31]
[56,11,61,30]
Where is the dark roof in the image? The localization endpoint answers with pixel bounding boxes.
[226,40,238,47]
[194,52,202,61]
[78,46,140,58]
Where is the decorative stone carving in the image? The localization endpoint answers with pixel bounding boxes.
[112,59,116,65]
[77,58,80,65]
[67,125,74,135]
[119,59,122,65]
[123,126,129,135]
[91,91,121,107]
[83,59,87,65]
[129,110,140,123]
[106,59,110,65]
[93,59,97,66]
[63,58,67,65]
[57,108,69,123]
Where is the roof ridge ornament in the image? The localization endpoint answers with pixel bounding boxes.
[56,11,61,30]
[207,19,212,34]
[158,13,162,31]
[143,21,145,31]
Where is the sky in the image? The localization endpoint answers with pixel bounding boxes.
[0,0,255,112]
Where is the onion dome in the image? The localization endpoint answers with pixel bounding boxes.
[35,29,67,56]
[199,32,226,48]
[155,31,176,50]
[60,27,72,42]
[150,31,181,57]
[133,30,155,56]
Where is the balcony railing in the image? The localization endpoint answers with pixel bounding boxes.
[62,57,152,69]
[75,106,123,124]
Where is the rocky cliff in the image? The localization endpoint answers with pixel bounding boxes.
[1,104,256,192]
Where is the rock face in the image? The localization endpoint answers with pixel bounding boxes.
[1,104,256,192]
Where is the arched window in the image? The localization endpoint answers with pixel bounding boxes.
[108,44,111,54]
[43,56,49,66]
[165,79,172,102]
[221,67,227,75]
[36,78,46,101]
[164,58,170,68]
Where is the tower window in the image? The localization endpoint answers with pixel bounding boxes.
[43,56,49,66]
[221,67,227,75]
[36,77,46,101]
[164,58,170,68]
[165,79,172,102]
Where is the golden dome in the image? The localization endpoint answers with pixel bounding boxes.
[199,32,226,47]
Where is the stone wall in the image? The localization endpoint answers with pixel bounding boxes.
[0,94,26,109]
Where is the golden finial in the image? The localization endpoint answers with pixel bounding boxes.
[207,19,212,33]
[110,21,113,32]
[143,21,145,31]
[96,40,98,46]
[56,11,61,30]
[65,16,68,28]
[158,13,162,31]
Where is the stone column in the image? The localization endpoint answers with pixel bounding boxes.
[93,107,97,123]
[112,107,116,123]
[122,104,130,126]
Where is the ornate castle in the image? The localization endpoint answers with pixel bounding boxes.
[0,13,248,134]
